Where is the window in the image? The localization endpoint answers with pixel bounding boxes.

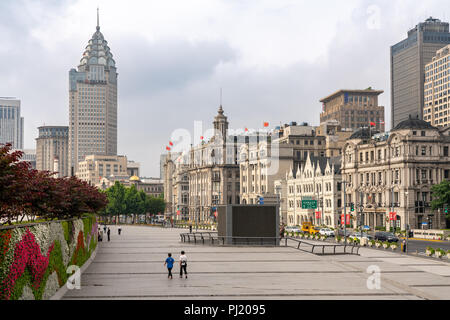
[444,146,449,157]
[421,131,426,137]
[421,147,426,156]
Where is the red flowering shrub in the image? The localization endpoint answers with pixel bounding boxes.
[0,229,12,265]
[0,229,54,300]
[71,231,85,266]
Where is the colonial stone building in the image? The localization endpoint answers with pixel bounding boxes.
[341,117,450,231]
[187,106,242,223]
[285,155,342,228]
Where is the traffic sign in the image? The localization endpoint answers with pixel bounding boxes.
[302,200,318,209]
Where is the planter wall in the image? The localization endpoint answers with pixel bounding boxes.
[0,216,98,300]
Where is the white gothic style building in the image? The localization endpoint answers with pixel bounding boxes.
[285,154,342,228]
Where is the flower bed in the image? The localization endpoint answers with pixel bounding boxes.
[0,216,97,300]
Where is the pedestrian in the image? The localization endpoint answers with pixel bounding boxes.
[118,226,122,235]
[189,225,193,233]
[98,228,102,242]
[179,250,188,279]
[103,225,107,233]
[107,228,111,242]
[164,253,174,279]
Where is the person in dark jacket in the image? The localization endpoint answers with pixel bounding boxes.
[107,228,111,242]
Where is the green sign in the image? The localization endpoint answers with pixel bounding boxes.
[302,200,317,209]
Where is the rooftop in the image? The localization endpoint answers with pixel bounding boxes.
[320,89,384,103]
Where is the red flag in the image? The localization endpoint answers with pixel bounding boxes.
[263,122,269,127]
[169,141,173,146]
[245,128,248,132]
[200,136,204,140]
[370,122,376,127]
[166,146,171,151]
[316,211,321,219]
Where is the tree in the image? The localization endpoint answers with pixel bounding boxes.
[124,185,140,224]
[431,180,450,227]
[0,143,107,225]
[105,181,126,223]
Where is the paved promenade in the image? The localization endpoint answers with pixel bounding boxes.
[63,226,450,300]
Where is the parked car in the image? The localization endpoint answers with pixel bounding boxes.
[285,226,302,233]
[350,232,374,241]
[374,232,399,243]
[319,228,335,237]
[337,229,353,237]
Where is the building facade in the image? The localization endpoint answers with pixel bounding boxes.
[69,13,118,175]
[130,177,164,198]
[319,89,385,132]
[36,126,69,177]
[285,155,342,228]
[187,106,242,223]
[424,44,450,127]
[0,98,23,150]
[240,138,294,206]
[391,17,450,127]
[341,118,449,231]
[76,154,127,186]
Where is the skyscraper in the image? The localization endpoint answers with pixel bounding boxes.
[36,126,69,177]
[423,45,450,127]
[0,97,23,150]
[390,17,450,128]
[69,9,117,175]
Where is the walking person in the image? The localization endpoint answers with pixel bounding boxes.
[164,253,174,279]
[118,226,122,235]
[103,225,107,233]
[107,228,111,242]
[179,250,188,279]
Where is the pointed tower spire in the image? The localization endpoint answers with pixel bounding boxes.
[97,7,100,31]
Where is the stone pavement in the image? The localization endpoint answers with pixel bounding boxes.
[62,226,450,300]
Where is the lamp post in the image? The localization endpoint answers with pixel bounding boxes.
[405,191,409,255]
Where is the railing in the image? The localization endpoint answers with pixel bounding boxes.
[180,233,360,255]
[285,238,360,255]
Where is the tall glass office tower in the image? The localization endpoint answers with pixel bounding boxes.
[0,97,23,150]
[390,17,450,128]
[69,10,117,175]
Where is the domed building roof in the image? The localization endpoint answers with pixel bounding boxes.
[78,11,116,69]
[129,175,140,182]
[392,116,437,131]
[349,127,374,140]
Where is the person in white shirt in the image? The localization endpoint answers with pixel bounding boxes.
[179,251,188,279]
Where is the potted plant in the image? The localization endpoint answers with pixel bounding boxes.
[391,243,398,251]
[446,236,450,242]
[426,246,435,256]
[375,240,382,248]
[336,236,342,243]
[295,231,300,238]
[447,250,450,259]
[382,241,390,249]
[321,235,327,241]
[368,240,375,247]
[354,238,361,246]
[290,231,295,238]
[435,248,445,259]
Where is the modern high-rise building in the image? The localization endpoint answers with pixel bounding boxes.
[319,89,385,132]
[391,17,450,128]
[424,44,450,127]
[36,126,69,177]
[69,10,118,175]
[0,97,23,149]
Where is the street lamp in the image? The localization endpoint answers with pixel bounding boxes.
[405,191,409,255]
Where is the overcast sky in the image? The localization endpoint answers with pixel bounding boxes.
[1,0,449,177]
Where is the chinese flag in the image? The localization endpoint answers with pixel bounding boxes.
[316,211,321,219]
[200,136,204,140]
[214,211,218,217]
[166,146,171,151]
[263,122,269,127]
[245,128,248,132]
[169,141,173,146]
[370,122,376,127]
